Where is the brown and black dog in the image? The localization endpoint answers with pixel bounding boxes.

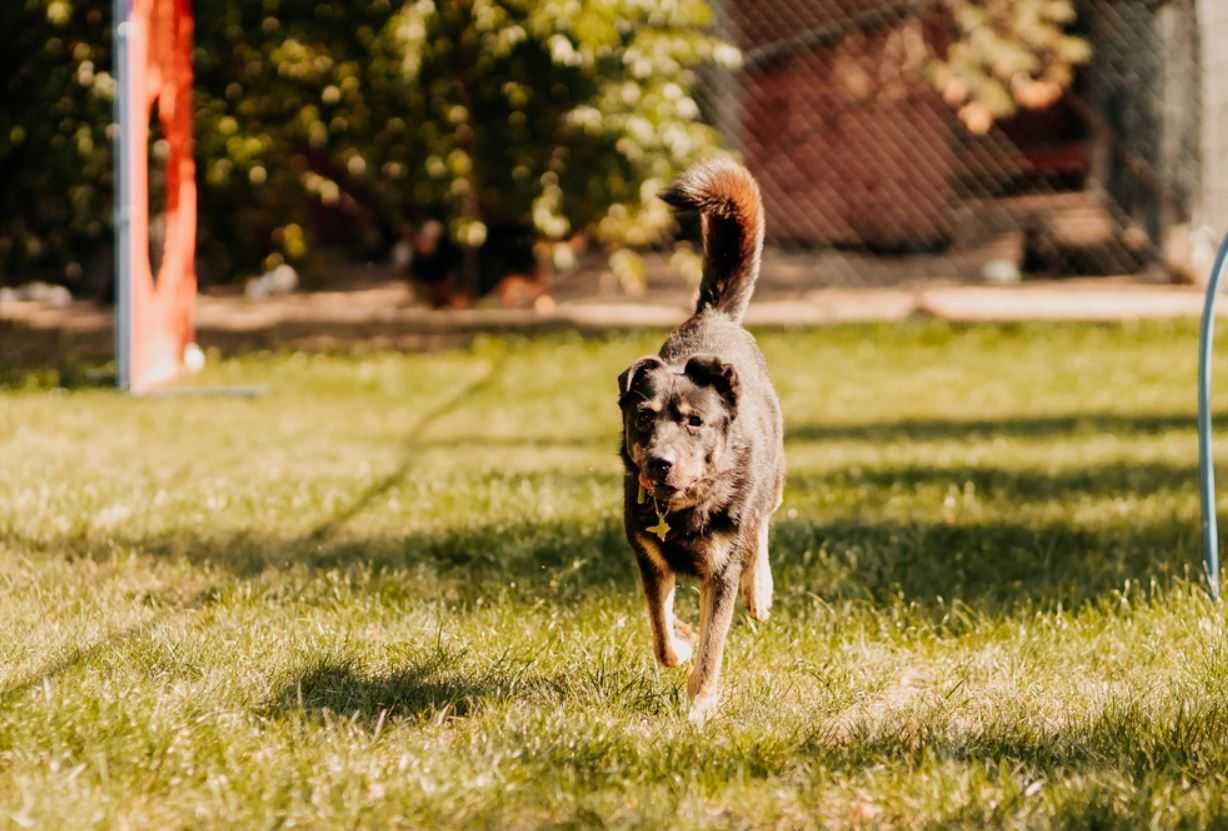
[617,159,784,724]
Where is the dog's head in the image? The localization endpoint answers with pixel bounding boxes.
[618,354,739,508]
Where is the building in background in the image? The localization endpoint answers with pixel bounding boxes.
[702,0,1217,280]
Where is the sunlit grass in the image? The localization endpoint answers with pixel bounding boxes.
[3,320,1228,828]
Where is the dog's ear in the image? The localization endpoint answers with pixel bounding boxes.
[618,356,664,405]
[684,354,739,410]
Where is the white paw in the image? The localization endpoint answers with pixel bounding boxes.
[744,565,773,621]
[657,637,692,668]
[687,692,719,726]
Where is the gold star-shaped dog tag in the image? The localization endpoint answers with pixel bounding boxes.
[648,510,671,541]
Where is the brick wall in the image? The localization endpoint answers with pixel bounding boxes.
[739,39,957,247]
[731,5,964,248]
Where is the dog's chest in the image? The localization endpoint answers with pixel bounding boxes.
[630,500,732,576]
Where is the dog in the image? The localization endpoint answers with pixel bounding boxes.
[617,159,784,724]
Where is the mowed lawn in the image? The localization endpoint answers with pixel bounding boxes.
[5,321,1228,829]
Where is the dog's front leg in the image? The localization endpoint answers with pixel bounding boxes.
[687,562,740,725]
[633,539,694,668]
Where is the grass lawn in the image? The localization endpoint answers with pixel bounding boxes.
[4,320,1228,828]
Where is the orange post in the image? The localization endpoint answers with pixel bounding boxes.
[114,0,196,392]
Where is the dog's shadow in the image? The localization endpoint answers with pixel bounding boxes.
[266,653,512,725]
[264,645,686,726]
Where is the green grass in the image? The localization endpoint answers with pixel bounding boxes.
[4,320,1228,828]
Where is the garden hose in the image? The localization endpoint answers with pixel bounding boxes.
[1198,232,1228,601]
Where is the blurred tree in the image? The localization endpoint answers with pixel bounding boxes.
[0,0,116,297]
[1,0,731,300]
[337,0,732,299]
[188,0,403,285]
[929,0,1092,135]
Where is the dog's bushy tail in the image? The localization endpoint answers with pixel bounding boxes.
[661,159,764,324]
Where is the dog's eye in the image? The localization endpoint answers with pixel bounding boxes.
[635,411,654,429]
[687,415,703,428]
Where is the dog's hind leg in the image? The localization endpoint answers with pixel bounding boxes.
[740,520,773,621]
[744,469,783,620]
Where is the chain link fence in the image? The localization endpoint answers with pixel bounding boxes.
[1199,0,1228,237]
[691,0,1205,286]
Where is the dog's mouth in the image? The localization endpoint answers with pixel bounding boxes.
[639,472,672,496]
[638,471,685,505]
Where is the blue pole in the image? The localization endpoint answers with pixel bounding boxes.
[113,0,132,391]
[1198,233,1228,602]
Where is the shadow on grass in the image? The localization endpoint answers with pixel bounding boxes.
[245,458,1204,614]
[774,513,1199,611]
[267,654,501,724]
[5,494,1201,725]
[5,516,637,597]
[790,460,1200,502]
[303,354,506,542]
[2,509,1201,616]
[0,318,474,390]
[263,646,682,725]
[0,585,222,705]
[786,411,1206,443]
[405,410,1210,452]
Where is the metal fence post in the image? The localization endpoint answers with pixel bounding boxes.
[113,0,132,391]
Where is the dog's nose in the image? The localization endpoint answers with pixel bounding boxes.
[647,455,673,479]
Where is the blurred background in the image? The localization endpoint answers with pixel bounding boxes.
[1,0,1225,311]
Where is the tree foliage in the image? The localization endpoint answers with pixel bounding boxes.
[1,1,117,290]
[0,0,1096,293]
[929,0,1091,135]
[2,0,732,292]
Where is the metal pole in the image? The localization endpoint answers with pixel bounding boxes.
[113,0,132,391]
[1197,233,1228,601]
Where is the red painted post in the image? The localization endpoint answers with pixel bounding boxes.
[116,0,196,392]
